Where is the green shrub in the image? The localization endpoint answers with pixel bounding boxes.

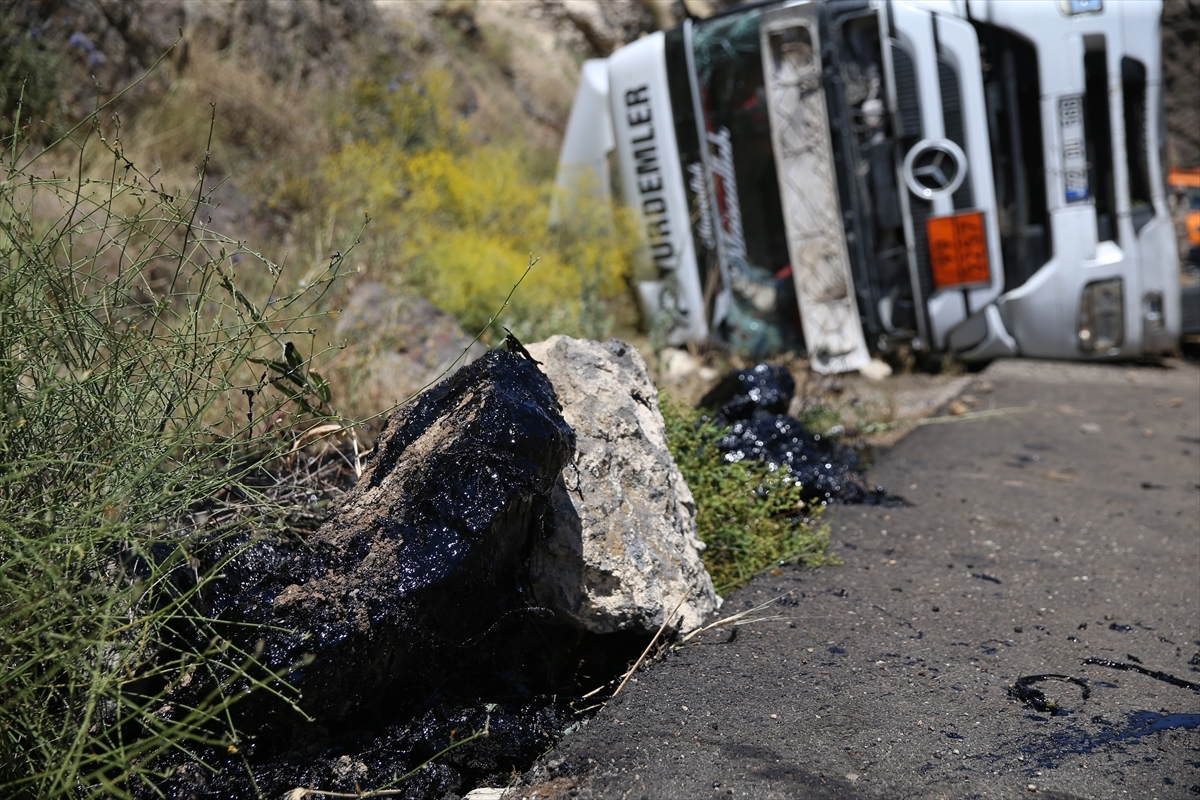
[318,67,643,344]
[660,395,832,595]
[0,11,63,139]
[0,98,351,797]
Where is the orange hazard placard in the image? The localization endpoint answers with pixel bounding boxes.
[926,211,990,289]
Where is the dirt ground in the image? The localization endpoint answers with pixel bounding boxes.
[512,357,1200,800]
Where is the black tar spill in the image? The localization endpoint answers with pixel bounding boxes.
[1010,658,1200,717]
[1009,674,1091,715]
[699,364,897,505]
[1082,657,1200,692]
[1019,710,1200,770]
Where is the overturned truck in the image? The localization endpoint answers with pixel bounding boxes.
[557,0,1180,371]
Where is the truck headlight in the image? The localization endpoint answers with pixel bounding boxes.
[1078,278,1123,352]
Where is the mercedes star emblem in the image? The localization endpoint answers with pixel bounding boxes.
[902,138,968,200]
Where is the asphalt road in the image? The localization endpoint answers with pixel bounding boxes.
[517,358,1200,800]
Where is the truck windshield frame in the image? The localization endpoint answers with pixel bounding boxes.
[1122,55,1154,234]
[972,21,1051,292]
[682,6,800,354]
[1083,36,1118,244]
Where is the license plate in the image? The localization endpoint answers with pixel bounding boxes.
[926,211,990,289]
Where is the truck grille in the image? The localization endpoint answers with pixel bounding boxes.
[938,57,973,209]
[892,45,922,139]
[910,197,934,301]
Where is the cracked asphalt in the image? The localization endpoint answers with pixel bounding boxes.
[516,358,1200,800]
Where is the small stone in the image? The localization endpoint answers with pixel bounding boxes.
[1080,422,1101,434]
[464,789,508,800]
[948,400,970,416]
[859,359,893,381]
[660,347,701,380]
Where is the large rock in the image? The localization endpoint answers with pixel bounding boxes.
[525,336,720,636]
[213,347,574,729]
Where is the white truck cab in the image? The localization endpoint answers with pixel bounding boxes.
[557,0,1180,371]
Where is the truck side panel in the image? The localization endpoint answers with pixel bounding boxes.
[607,34,708,344]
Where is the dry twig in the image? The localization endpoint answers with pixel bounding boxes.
[679,591,796,644]
[610,589,691,699]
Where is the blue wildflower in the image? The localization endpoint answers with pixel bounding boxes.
[68,31,94,52]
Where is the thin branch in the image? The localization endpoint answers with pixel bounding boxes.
[611,589,691,699]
